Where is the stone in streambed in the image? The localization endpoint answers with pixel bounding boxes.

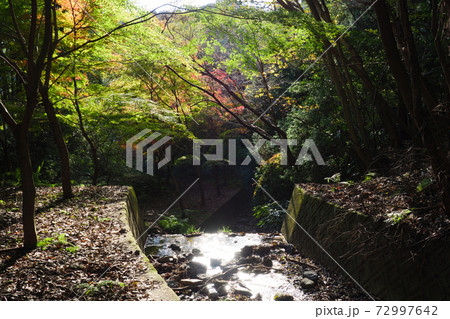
[153,262,173,273]
[217,284,229,296]
[234,287,252,297]
[280,243,296,254]
[184,253,194,261]
[253,245,273,256]
[169,243,181,252]
[239,245,253,258]
[220,266,238,279]
[238,256,262,265]
[303,270,318,282]
[207,287,219,300]
[157,256,176,263]
[213,279,228,288]
[300,278,315,289]
[187,261,207,277]
[210,258,222,267]
[262,256,273,267]
[274,293,294,301]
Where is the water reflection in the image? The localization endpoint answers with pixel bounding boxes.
[145,233,307,300]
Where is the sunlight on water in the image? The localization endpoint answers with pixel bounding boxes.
[146,233,264,272]
[146,233,307,300]
[236,260,306,301]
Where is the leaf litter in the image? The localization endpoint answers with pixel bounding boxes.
[0,186,163,300]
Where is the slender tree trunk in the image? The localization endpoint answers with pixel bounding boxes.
[324,51,371,169]
[305,0,405,148]
[335,44,372,148]
[297,0,371,168]
[341,38,406,145]
[432,0,450,94]
[72,79,99,185]
[16,127,37,249]
[398,0,450,217]
[41,90,73,198]
[372,0,450,216]
[373,0,414,112]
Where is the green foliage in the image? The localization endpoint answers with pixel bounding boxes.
[325,173,341,183]
[33,161,44,185]
[363,172,376,182]
[252,201,288,229]
[37,234,80,253]
[253,154,294,204]
[158,215,200,234]
[1,0,447,238]
[417,178,433,192]
[218,226,232,233]
[186,224,203,234]
[386,209,412,225]
[4,168,21,187]
[76,280,125,296]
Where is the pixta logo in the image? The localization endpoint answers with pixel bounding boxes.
[126,130,325,176]
[126,129,172,176]
[193,138,325,166]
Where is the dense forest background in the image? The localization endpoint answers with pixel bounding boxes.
[0,0,449,248]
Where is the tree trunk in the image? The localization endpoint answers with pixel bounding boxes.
[324,51,371,169]
[341,38,406,145]
[16,128,37,249]
[432,0,450,94]
[72,83,99,185]
[40,88,73,198]
[335,43,372,148]
[398,0,450,217]
[373,0,415,113]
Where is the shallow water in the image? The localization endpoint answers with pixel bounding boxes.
[145,233,307,300]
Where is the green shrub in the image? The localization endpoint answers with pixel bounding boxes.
[158,215,201,234]
[37,233,80,253]
[218,226,232,233]
[76,280,125,296]
[252,201,289,229]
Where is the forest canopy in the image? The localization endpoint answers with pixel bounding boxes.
[0,0,449,248]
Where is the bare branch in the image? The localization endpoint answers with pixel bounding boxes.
[0,52,27,84]
[166,65,272,139]
[7,0,28,56]
[0,99,18,131]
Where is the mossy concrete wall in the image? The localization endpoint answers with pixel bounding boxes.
[125,187,147,249]
[119,187,179,300]
[282,186,450,300]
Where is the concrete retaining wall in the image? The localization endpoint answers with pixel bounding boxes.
[119,187,179,300]
[282,186,450,300]
[125,187,147,249]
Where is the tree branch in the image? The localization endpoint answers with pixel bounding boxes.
[7,0,28,56]
[0,99,18,131]
[0,52,27,84]
[165,65,272,140]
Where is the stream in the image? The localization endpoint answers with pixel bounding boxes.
[145,232,369,301]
